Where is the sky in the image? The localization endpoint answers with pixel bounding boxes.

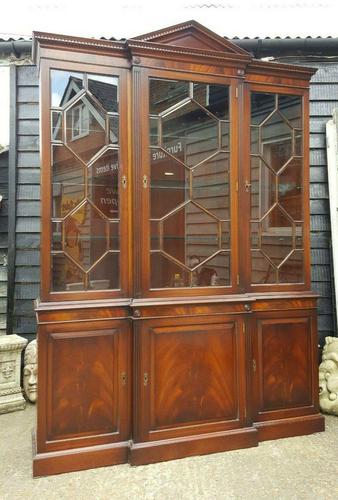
[0,0,338,145]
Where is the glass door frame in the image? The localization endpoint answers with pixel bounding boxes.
[133,67,241,298]
[39,58,132,302]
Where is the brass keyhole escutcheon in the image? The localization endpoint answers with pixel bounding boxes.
[143,373,149,386]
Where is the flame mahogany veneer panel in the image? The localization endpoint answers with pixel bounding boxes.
[47,329,123,441]
[149,322,238,429]
[258,317,312,412]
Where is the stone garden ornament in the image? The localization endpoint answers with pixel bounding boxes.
[23,339,38,403]
[319,336,338,416]
[0,334,27,414]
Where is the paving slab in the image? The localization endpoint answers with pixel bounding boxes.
[0,404,337,500]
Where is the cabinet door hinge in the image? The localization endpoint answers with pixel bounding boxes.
[122,175,127,189]
[143,175,148,188]
[236,180,239,192]
[235,87,239,98]
[243,322,245,334]
[237,274,240,285]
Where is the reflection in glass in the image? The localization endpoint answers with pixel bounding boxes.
[192,152,230,220]
[52,144,85,218]
[88,149,119,219]
[50,70,120,292]
[64,202,107,271]
[149,79,189,115]
[250,91,304,285]
[89,252,119,290]
[149,78,231,288]
[150,149,189,219]
[193,83,229,119]
[162,101,218,168]
[51,253,85,291]
[51,70,84,107]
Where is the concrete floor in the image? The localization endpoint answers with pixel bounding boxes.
[0,404,337,500]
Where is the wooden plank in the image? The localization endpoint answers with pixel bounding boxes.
[17,168,40,184]
[310,199,330,215]
[310,101,338,117]
[318,314,334,331]
[18,120,39,136]
[310,117,328,133]
[17,152,40,168]
[310,166,327,183]
[311,65,338,83]
[311,266,331,282]
[310,183,329,199]
[16,234,40,249]
[17,135,40,152]
[16,250,40,266]
[16,185,40,200]
[312,281,332,297]
[14,283,40,299]
[310,149,327,166]
[15,267,40,283]
[309,134,326,148]
[310,215,331,231]
[318,297,335,314]
[14,299,37,315]
[17,201,40,217]
[310,232,331,249]
[310,84,338,101]
[17,103,39,120]
[17,65,39,86]
[17,86,39,103]
[13,316,37,335]
[16,217,40,233]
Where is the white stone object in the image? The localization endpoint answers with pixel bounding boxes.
[23,339,37,403]
[0,334,28,414]
[319,336,338,416]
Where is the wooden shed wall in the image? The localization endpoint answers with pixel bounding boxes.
[10,61,336,344]
[0,151,8,335]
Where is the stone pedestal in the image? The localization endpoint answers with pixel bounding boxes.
[0,335,28,414]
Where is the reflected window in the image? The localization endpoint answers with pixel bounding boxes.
[149,78,231,289]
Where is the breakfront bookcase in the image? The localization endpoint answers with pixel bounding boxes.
[32,21,324,476]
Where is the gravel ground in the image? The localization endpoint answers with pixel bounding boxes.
[0,403,337,500]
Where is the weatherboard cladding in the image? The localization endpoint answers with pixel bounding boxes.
[14,65,40,342]
[8,59,336,343]
[0,150,8,334]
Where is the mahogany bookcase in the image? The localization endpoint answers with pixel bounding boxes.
[32,20,324,476]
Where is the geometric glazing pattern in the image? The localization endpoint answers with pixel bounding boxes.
[149,78,231,288]
[50,70,120,291]
[250,92,304,285]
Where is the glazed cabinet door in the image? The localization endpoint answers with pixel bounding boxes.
[251,310,319,423]
[37,319,131,454]
[133,315,249,444]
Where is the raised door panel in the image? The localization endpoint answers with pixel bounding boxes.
[253,311,316,421]
[135,316,247,441]
[39,320,131,451]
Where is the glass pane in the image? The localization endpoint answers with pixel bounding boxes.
[87,74,119,113]
[221,121,230,150]
[150,117,159,146]
[51,253,85,291]
[151,253,189,288]
[89,252,119,290]
[278,95,302,128]
[65,94,106,164]
[192,152,230,220]
[88,149,119,219]
[52,221,62,251]
[278,158,303,220]
[251,126,259,154]
[150,149,189,219]
[162,203,220,268]
[251,251,276,284]
[261,112,292,173]
[251,92,275,125]
[162,101,218,168]
[64,202,107,271]
[109,115,119,144]
[295,130,303,156]
[279,250,304,283]
[295,224,303,248]
[51,111,62,141]
[197,252,230,286]
[221,221,231,249]
[150,220,160,250]
[193,83,229,119]
[51,70,84,107]
[109,222,119,250]
[149,79,189,115]
[260,208,293,267]
[52,144,85,218]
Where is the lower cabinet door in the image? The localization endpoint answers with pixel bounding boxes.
[37,319,131,453]
[252,310,318,422]
[134,315,249,443]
